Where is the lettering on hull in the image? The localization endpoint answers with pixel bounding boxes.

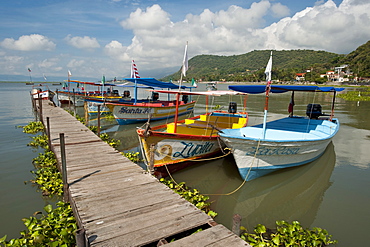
[245,146,300,156]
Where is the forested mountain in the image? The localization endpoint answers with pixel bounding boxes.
[161,41,370,82]
[336,40,370,78]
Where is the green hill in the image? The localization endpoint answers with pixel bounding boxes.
[162,50,340,82]
[161,41,370,82]
[336,40,370,78]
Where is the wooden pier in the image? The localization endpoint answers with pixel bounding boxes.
[36,100,249,246]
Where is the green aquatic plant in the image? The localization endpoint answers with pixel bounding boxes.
[0,202,77,247]
[99,133,121,149]
[241,220,337,246]
[337,88,370,101]
[65,109,86,124]
[31,151,63,197]
[27,134,49,150]
[21,121,45,134]
[121,151,141,163]
[159,178,217,218]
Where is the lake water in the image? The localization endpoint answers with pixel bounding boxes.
[0,82,369,246]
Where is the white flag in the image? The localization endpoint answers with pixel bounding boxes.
[264,51,272,82]
[68,70,72,77]
[182,43,188,77]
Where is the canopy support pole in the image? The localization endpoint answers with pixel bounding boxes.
[330,91,336,121]
[173,93,180,133]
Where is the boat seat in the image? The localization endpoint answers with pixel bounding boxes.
[166,122,219,136]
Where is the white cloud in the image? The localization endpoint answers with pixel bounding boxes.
[67,59,86,68]
[260,0,370,53]
[113,0,370,72]
[0,34,56,51]
[65,35,100,50]
[271,3,290,18]
[120,4,172,30]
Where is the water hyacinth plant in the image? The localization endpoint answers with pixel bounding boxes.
[241,220,337,246]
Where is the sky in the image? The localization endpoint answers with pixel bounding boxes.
[0,0,369,81]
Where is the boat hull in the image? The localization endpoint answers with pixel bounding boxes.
[138,131,223,178]
[107,101,195,125]
[31,88,55,100]
[219,117,339,181]
[57,92,85,106]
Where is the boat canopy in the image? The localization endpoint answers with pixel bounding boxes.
[123,78,195,89]
[150,89,248,96]
[229,85,345,94]
[68,80,118,87]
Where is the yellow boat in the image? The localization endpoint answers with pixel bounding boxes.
[137,90,248,178]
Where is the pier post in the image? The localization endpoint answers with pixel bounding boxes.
[232,214,242,236]
[97,105,101,136]
[60,133,69,202]
[46,117,51,149]
[84,101,89,126]
[38,98,43,125]
[149,144,155,175]
[75,228,86,247]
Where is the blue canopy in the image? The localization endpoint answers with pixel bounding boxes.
[123,78,195,89]
[229,85,345,94]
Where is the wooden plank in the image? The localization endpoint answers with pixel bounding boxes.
[164,224,251,246]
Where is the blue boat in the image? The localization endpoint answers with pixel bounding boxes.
[219,84,344,181]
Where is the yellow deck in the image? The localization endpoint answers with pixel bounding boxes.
[166,114,247,135]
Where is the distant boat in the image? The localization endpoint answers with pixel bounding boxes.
[56,80,121,106]
[206,82,217,91]
[26,82,34,85]
[137,89,248,178]
[219,52,344,181]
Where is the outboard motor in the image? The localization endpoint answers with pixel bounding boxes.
[306,104,322,119]
[152,92,159,101]
[123,90,130,98]
[182,95,188,104]
[228,102,237,114]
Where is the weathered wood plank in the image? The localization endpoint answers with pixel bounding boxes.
[164,224,250,246]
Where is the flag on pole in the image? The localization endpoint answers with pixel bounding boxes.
[264,51,272,95]
[182,43,188,77]
[131,60,140,78]
[68,70,72,77]
[43,74,47,81]
[191,78,197,87]
[28,68,31,72]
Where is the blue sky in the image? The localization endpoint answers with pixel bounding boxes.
[0,0,369,81]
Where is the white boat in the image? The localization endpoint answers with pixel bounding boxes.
[30,84,55,101]
[206,82,217,91]
[219,52,344,181]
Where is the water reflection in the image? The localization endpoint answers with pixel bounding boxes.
[172,142,336,231]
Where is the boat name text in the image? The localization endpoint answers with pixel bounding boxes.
[118,107,152,114]
[245,146,300,156]
[173,141,215,159]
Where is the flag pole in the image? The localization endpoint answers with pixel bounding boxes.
[179,41,188,90]
[28,68,33,83]
[131,60,140,105]
[262,51,273,139]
